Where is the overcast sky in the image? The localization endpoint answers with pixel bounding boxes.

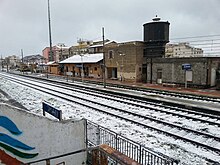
[0,0,220,57]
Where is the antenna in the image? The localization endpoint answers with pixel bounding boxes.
[152,15,161,21]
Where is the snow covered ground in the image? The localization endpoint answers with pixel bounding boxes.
[0,76,220,165]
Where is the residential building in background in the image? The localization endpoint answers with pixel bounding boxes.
[69,39,92,56]
[22,54,44,64]
[4,55,20,69]
[54,43,70,62]
[88,39,111,54]
[42,47,50,63]
[165,42,203,58]
[69,39,111,56]
[42,44,70,63]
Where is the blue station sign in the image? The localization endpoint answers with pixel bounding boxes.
[182,63,191,70]
[42,102,62,120]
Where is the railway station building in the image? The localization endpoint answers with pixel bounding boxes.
[43,16,220,88]
[104,41,220,88]
[104,41,147,82]
[59,53,103,78]
[142,56,220,88]
[55,39,220,88]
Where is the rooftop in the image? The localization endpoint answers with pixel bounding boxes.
[59,53,103,64]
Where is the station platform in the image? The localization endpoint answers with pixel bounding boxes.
[73,77,220,114]
[8,72,220,114]
[80,77,220,99]
[131,83,220,98]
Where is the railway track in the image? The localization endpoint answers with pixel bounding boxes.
[1,73,220,161]
[70,75,220,104]
[3,73,220,127]
[6,72,220,116]
[8,71,220,104]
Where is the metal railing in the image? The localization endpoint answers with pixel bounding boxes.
[87,121,179,165]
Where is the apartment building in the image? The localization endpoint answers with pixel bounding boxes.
[165,42,203,58]
[42,44,70,63]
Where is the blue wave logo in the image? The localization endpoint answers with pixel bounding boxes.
[0,116,38,159]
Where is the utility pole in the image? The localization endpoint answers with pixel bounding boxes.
[1,55,3,72]
[6,58,8,73]
[47,0,53,78]
[21,49,24,74]
[102,27,106,88]
[47,0,53,62]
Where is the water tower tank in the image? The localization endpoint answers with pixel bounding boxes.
[143,16,170,43]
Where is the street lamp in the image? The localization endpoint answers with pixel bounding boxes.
[0,55,3,72]
[80,54,84,83]
[47,0,53,62]
[102,27,106,88]
[21,49,24,74]
[119,52,125,81]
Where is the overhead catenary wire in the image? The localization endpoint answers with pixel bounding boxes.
[143,34,220,56]
[170,34,220,40]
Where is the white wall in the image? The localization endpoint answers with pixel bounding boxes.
[0,103,86,164]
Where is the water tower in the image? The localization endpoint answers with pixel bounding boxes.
[143,16,170,57]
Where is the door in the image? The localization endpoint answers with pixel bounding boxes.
[112,68,117,78]
[211,68,216,86]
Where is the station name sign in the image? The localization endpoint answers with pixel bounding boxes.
[42,102,62,120]
[182,63,191,70]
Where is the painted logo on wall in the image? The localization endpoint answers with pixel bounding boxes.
[0,116,38,164]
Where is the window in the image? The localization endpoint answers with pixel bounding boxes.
[94,67,97,71]
[108,50,114,59]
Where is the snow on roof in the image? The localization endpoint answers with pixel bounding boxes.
[89,41,116,48]
[59,53,103,64]
[89,44,103,48]
[56,45,70,49]
[46,61,56,65]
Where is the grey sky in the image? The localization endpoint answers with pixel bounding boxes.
[0,0,219,57]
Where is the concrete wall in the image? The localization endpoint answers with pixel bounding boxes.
[0,103,86,164]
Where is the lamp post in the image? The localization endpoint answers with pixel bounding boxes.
[1,55,3,72]
[6,58,9,73]
[80,54,84,83]
[119,52,125,81]
[21,49,24,74]
[46,0,53,78]
[102,27,106,88]
[47,0,53,62]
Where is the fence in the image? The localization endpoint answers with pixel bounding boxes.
[87,121,179,165]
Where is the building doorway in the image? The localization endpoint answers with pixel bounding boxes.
[107,67,117,79]
[157,69,162,84]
